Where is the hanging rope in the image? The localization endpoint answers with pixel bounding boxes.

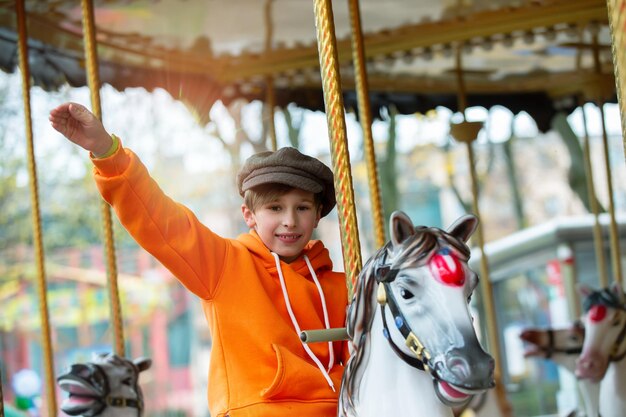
[313,0,362,296]
[591,30,623,287]
[580,98,609,288]
[264,0,277,151]
[605,0,626,151]
[451,45,512,417]
[80,0,125,356]
[15,1,57,416]
[347,0,385,249]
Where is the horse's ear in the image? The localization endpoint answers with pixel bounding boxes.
[133,357,152,373]
[389,211,415,247]
[610,281,626,304]
[447,214,478,243]
[577,283,594,298]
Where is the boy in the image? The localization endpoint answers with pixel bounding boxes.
[49,102,349,417]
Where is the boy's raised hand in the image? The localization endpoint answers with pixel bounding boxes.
[49,102,113,156]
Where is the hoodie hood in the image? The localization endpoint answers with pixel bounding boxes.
[237,230,334,275]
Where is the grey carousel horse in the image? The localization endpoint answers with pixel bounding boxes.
[339,211,495,417]
[57,352,151,417]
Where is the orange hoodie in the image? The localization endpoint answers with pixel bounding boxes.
[91,143,349,417]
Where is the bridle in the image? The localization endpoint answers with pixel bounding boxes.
[536,321,584,359]
[609,310,626,362]
[82,363,144,417]
[373,249,442,378]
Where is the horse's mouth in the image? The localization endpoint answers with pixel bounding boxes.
[58,378,103,415]
[435,380,484,406]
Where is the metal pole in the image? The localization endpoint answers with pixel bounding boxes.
[592,30,623,287]
[451,44,512,417]
[264,0,277,151]
[605,0,626,158]
[15,1,57,415]
[347,0,385,249]
[580,100,609,287]
[80,0,125,356]
[313,0,363,296]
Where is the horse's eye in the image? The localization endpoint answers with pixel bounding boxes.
[612,316,622,327]
[467,294,472,304]
[121,377,133,386]
[400,288,414,300]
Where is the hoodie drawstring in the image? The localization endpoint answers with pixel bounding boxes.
[303,255,335,372]
[272,252,336,392]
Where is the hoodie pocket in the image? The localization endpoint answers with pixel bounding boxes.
[260,344,338,400]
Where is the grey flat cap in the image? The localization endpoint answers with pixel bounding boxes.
[237,147,336,217]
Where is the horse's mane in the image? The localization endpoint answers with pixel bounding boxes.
[582,287,626,313]
[339,226,471,415]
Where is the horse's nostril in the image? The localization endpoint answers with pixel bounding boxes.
[447,356,470,380]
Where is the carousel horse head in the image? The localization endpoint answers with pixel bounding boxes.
[57,352,152,417]
[519,321,585,360]
[575,283,626,382]
[340,211,495,416]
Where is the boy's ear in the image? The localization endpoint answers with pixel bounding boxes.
[241,204,256,228]
[314,205,322,228]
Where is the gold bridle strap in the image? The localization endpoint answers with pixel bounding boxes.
[80,0,125,356]
[15,1,57,416]
[377,282,431,372]
[313,0,362,296]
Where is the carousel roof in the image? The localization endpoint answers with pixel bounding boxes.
[0,0,617,130]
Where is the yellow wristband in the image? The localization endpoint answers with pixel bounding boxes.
[94,134,120,159]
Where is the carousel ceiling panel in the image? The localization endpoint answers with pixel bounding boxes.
[0,0,617,128]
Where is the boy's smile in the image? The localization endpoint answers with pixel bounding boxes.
[242,188,321,263]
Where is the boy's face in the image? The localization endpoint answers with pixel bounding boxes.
[241,188,322,263]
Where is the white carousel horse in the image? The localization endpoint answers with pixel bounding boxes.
[520,322,600,417]
[575,283,626,417]
[57,352,152,417]
[339,211,495,417]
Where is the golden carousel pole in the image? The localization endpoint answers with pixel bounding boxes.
[449,45,512,417]
[313,0,362,296]
[264,0,277,151]
[80,0,125,356]
[0,374,3,417]
[15,1,57,416]
[347,0,385,249]
[580,98,609,289]
[591,28,623,287]
[605,0,626,156]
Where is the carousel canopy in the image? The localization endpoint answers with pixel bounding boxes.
[0,0,617,130]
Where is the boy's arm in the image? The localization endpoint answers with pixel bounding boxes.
[92,142,227,299]
[50,102,225,299]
